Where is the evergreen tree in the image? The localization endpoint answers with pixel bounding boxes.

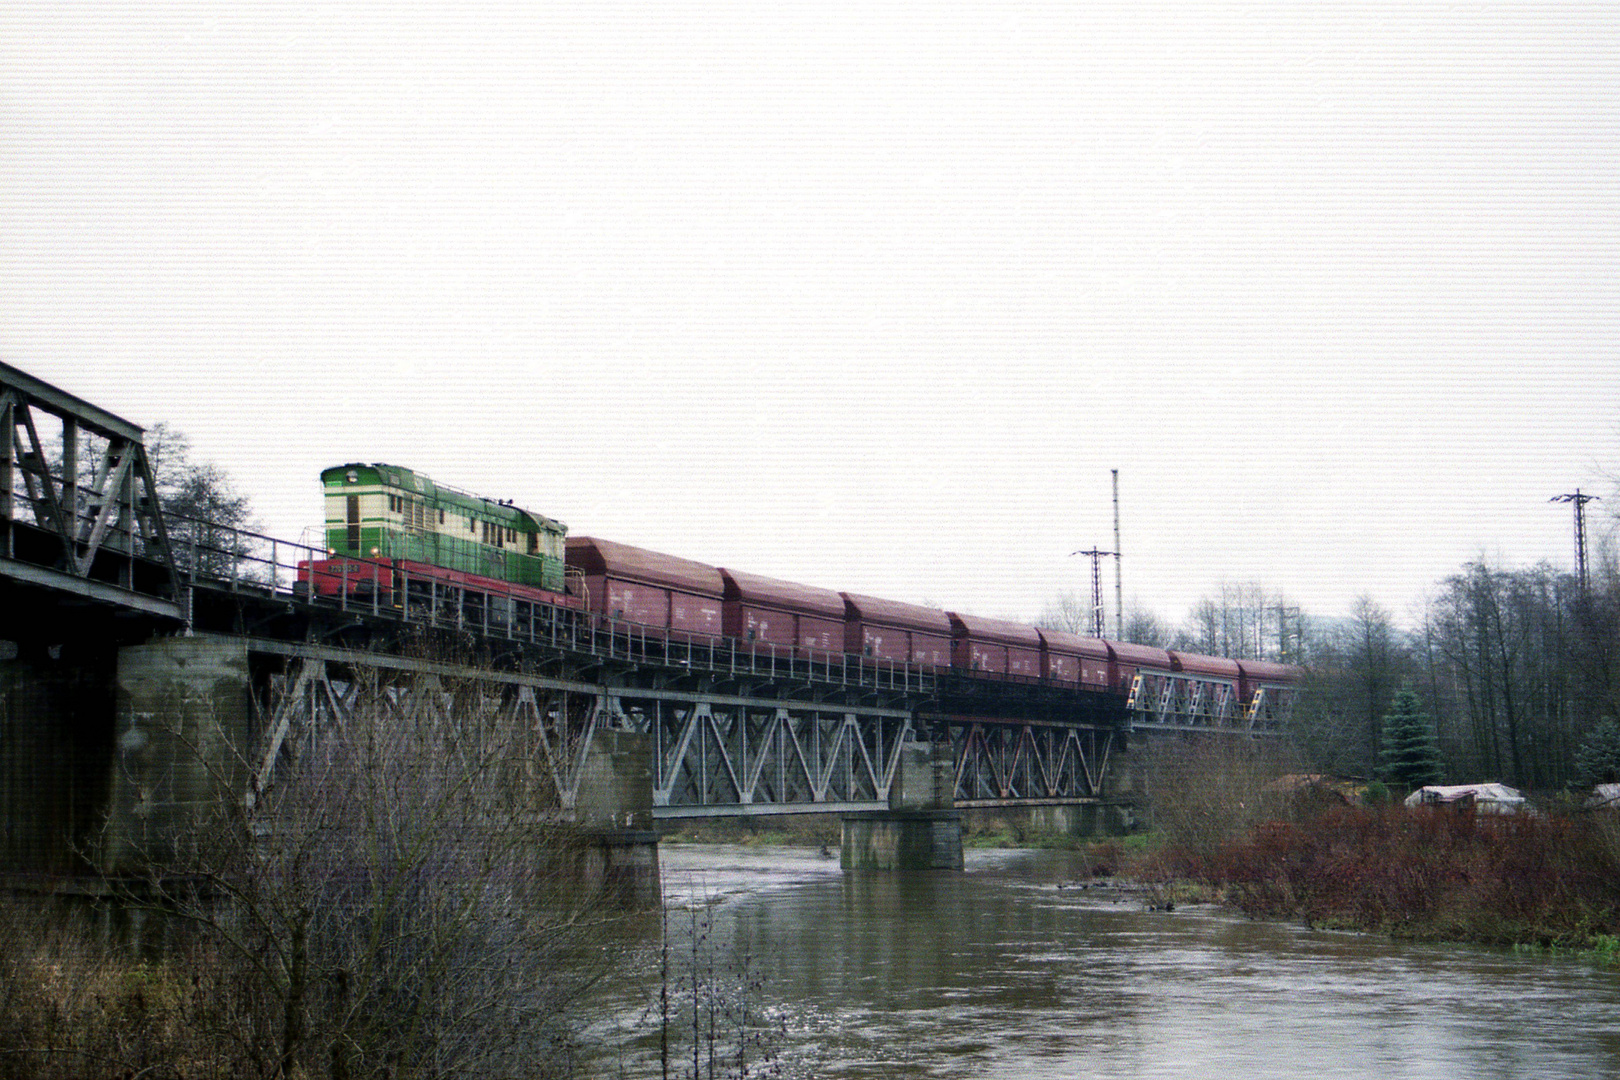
[1573,719,1620,788]
[1378,688,1443,791]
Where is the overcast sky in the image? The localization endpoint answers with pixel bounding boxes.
[4,2,1617,631]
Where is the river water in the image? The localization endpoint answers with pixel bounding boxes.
[587,845,1620,1079]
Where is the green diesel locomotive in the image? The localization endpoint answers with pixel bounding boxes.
[307,463,570,599]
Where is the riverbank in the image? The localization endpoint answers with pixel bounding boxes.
[660,808,1122,852]
[1130,803,1620,958]
[599,841,1620,1078]
[663,804,1620,961]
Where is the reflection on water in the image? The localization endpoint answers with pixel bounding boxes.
[593,845,1620,1079]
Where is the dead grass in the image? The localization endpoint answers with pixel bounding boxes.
[0,899,253,1080]
[1134,805,1620,949]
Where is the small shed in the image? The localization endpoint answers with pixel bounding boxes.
[1404,783,1527,815]
[1585,783,1620,811]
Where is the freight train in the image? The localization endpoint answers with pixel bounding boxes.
[297,463,1299,721]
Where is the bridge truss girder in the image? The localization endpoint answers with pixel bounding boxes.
[1127,672,1291,733]
[247,640,916,820]
[0,360,179,619]
[610,693,913,817]
[942,718,1116,805]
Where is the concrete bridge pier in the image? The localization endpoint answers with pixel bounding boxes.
[1025,801,1135,838]
[106,635,253,873]
[841,737,963,871]
[0,639,118,882]
[572,728,661,908]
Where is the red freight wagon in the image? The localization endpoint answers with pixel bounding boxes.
[1106,641,1173,695]
[564,536,724,637]
[1168,650,1242,683]
[949,613,1043,678]
[720,568,845,653]
[1237,658,1298,705]
[840,593,953,666]
[1037,628,1112,688]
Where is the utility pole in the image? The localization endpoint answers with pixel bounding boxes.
[1072,548,1117,638]
[1550,489,1601,594]
[1111,469,1123,640]
[1275,603,1301,663]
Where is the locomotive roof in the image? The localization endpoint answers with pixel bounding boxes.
[322,463,566,534]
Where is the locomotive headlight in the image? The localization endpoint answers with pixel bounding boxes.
[346,469,358,483]
[370,547,380,555]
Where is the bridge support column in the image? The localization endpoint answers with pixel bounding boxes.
[0,641,116,880]
[841,738,962,871]
[573,729,660,908]
[1025,802,1133,837]
[105,635,252,873]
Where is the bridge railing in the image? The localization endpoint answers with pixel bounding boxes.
[172,517,936,696]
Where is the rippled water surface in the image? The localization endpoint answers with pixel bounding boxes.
[589,845,1620,1079]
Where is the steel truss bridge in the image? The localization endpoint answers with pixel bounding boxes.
[2,361,1290,824]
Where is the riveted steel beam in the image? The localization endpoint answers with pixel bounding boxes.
[0,362,179,619]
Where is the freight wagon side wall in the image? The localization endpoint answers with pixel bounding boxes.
[854,625,911,663]
[734,605,796,648]
[605,579,671,628]
[669,591,723,637]
[799,615,843,653]
[912,633,951,667]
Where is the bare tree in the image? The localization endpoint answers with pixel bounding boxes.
[1121,604,1172,648]
[144,422,257,578]
[110,662,624,1079]
[1036,591,1173,646]
[1035,592,1092,636]
[1174,582,1298,661]
[1422,558,1614,790]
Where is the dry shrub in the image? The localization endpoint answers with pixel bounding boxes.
[0,900,247,1080]
[1180,805,1620,945]
[1140,735,1301,866]
[72,662,629,1080]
